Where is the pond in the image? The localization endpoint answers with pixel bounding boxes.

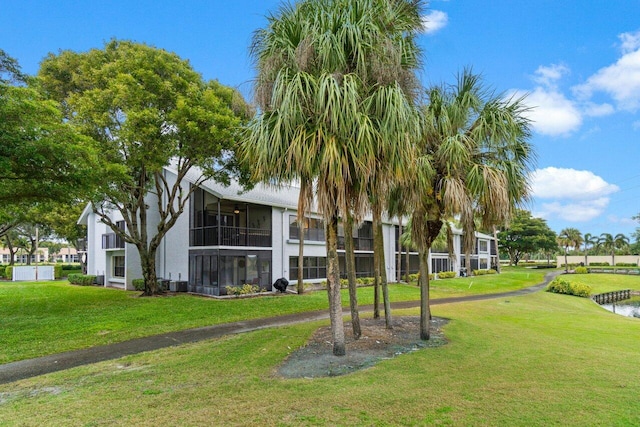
[600,296,640,319]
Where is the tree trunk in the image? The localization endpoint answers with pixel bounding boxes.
[419,249,431,340]
[492,225,501,273]
[296,181,308,294]
[373,250,380,319]
[396,219,402,282]
[344,213,361,339]
[373,208,392,329]
[405,244,410,283]
[326,214,346,356]
[139,246,159,295]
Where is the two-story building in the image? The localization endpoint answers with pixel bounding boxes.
[79,166,497,294]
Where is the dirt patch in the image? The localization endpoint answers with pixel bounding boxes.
[276,316,448,379]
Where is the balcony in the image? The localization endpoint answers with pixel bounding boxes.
[190,226,272,247]
[102,233,125,249]
[337,236,374,251]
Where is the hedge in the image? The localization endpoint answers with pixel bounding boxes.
[68,273,97,286]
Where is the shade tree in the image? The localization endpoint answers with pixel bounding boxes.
[39,40,249,295]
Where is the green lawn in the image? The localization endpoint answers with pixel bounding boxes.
[1,276,638,426]
[0,267,547,364]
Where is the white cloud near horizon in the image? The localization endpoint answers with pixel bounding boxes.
[531,167,619,222]
[421,10,448,35]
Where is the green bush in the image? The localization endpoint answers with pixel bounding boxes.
[589,262,610,266]
[546,277,592,298]
[68,273,96,286]
[0,265,5,278]
[61,264,81,270]
[437,271,456,279]
[408,273,419,282]
[54,264,63,279]
[574,266,588,274]
[225,284,261,296]
[473,269,497,276]
[132,279,145,291]
[615,263,637,267]
[5,266,13,280]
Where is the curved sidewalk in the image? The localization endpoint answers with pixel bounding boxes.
[0,271,560,385]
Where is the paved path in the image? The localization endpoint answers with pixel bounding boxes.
[0,271,560,385]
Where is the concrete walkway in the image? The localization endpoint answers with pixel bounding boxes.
[0,271,560,385]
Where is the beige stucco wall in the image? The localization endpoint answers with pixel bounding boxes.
[556,255,640,268]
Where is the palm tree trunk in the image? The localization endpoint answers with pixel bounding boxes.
[326,214,346,356]
[396,219,402,282]
[344,213,361,339]
[419,249,431,340]
[373,248,380,319]
[296,181,309,295]
[405,245,410,282]
[373,209,392,329]
[492,225,501,273]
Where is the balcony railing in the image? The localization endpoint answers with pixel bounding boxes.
[337,236,374,251]
[102,233,125,249]
[190,226,272,247]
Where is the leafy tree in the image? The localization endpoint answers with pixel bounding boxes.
[242,0,424,355]
[0,51,101,224]
[39,40,249,295]
[597,233,629,266]
[498,210,557,266]
[632,213,640,244]
[409,71,535,340]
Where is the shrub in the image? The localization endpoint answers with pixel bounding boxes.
[0,265,5,278]
[589,262,610,266]
[437,271,456,279]
[574,266,588,274]
[225,284,261,296]
[408,273,419,282]
[615,263,636,267]
[546,277,592,297]
[68,273,96,286]
[473,269,496,276]
[5,266,13,279]
[132,279,145,291]
[54,264,63,279]
[61,264,80,270]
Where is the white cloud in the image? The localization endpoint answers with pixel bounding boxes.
[620,29,640,54]
[532,64,569,89]
[572,30,640,112]
[531,167,619,222]
[518,87,582,136]
[421,10,448,35]
[539,199,609,222]
[583,102,615,117]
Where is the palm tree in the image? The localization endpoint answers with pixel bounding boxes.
[583,232,597,265]
[557,228,581,272]
[242,0,424,355]
[597,233,629,267]
[409,70,534,340]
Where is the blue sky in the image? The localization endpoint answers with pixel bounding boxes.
[2,0,640,238]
